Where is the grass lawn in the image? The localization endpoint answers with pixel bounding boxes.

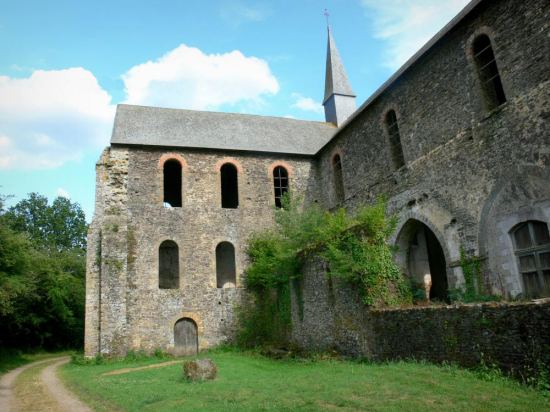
[61,350,548,412]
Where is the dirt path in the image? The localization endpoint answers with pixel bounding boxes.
[0,356,92,412]
[102,359,180,376]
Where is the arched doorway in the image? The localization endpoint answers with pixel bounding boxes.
[396,219,449,302]
[174,318,198,356]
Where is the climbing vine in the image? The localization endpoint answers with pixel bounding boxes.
[237,195,412,347]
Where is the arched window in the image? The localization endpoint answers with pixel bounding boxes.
[385,110,405,169]
[159,240,179,289]
[216,242,236,288]
[332,154,345,203]
[511,221,550,298]
[472,34,506,110]
[163,159,182,207]
[273,166,289,208]
[220,163,238,209]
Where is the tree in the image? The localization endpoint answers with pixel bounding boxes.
[4,193,87,251]
[0,193,87,349]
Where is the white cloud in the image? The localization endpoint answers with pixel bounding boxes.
[122,44,279,110]
[291,93,323,114]
[361,0,470,70]
[56,187,70,199]
[219,2,270,26]
[0,68,115,170]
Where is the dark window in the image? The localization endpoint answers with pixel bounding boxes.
[216,242,236,288]
[472,34,506,110]
[159,240,179,289]
[385,110,405,169]
[220,163,238,208]
[332,154,345,203]
[273,166,289,208]
[163,160,182,207]
[512,221,550,298]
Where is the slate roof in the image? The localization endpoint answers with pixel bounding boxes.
[111,104,336,155]
[324,27,356,104]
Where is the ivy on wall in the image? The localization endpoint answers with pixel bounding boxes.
[236,195,412,346]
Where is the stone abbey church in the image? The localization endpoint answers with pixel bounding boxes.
[85,0,549,357]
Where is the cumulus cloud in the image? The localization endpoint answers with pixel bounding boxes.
[0,68,114,170]
[361,0,470,70]
[56,187,70,199]
[291,93,323,114]
[122,44,279,110]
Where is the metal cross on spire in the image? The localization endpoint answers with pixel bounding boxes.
[324,8,330,28]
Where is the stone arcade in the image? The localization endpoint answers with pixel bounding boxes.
[85,0,549,357]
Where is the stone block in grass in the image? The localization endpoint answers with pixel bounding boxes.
[183,359,217,381]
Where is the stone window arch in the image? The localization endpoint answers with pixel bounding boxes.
[471,34,506,110]
[163,159,182,207]
[273,165,289,208]
[216,241,236,288]
[510,221,550,298]
[385,109,405,170]
[332,153,344,203]
[159,240,179,289]
[220,163,239,209]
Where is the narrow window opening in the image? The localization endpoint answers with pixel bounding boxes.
[332,154,345,203]
[385,110,405,169]
[472,34,506,110]
[163,160,182,207]
[216,242,236,288]
[273,166,289,208]
[220,163,238,208]
[512,221,550,298]
[159,240,179,289]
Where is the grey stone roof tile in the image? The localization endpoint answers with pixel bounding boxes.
[111,104,336,155]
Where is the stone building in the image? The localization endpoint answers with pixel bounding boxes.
[85,0,549,357]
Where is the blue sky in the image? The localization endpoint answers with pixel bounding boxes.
[0,0,469,220]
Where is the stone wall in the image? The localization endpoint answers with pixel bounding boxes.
[314,0,550,297]
[85,147,318,357]
[291,258,550,375]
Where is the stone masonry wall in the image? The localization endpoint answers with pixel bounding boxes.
[85,146,317,356]
[291,258,550,375]
[314,0,550,297]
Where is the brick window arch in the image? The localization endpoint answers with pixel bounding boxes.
[163,159,182,207]
[472,34,506,110]
[511,221,550,298]
[220,163,239,209]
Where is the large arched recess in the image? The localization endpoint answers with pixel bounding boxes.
[395,219,450,302]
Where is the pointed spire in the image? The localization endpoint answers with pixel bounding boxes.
[323,27,356,126]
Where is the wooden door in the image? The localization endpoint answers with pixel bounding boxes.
[174,318,198,356]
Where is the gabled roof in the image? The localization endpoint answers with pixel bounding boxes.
[324,0,484,144]
[110,104,336,156]
[324,27,356,104]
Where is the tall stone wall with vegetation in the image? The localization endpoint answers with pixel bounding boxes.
[291,259,550,379]
[314,0,550,298]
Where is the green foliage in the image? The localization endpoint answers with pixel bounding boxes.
[0,193,87,350]
[3,192,87,251]
[238,195,411,347]
[448,248,501,303]
[245,195,411,306]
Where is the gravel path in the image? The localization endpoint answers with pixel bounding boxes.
[0,356,92,412]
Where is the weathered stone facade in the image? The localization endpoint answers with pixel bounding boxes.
[85,146,318,356]
[85,0,549,357]
[291,258,550,375]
